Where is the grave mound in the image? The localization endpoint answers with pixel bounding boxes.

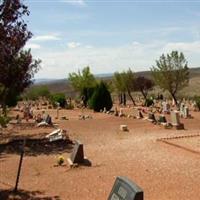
[0,137,73,156]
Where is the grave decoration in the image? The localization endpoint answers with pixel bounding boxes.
[57,155,65,166]
[108,176,143,200]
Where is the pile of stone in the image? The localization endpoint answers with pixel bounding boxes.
[78,114,92,120]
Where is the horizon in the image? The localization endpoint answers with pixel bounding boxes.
[24,0,200,79]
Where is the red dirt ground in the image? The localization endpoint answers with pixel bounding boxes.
[0,108,200,200]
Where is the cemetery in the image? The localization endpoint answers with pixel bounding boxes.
[1,1,200,200]
[0,100,200,200]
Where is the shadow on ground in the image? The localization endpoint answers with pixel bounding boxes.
[0,189,61,200]
[0,137,74,156]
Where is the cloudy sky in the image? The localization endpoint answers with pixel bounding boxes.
[25,0,200,79]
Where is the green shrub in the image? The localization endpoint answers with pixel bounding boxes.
[89,81,113,112]
[0,116,10,127]
[145,98,154,107]
[50,93,66,108]
[194,96,200,111]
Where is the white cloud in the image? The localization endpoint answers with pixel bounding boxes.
[85,45,93,49]
[25,43,41,49]
[32,35,61,42]
[61,0,86,6]
[163,41,200,53]
[32,40,200,79]
[67,42,81,48]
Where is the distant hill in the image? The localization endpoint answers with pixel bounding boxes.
[32,67,200,97]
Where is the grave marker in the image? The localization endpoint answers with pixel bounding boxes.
[148,113,156,122]
[108,176,143,200]
[68,140,84,165]
[171,110,184,130]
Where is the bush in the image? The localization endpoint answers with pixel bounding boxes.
[50,93,66,108]
[194,96,200,111]
[89,81,113,112]
[0,116,10,127]
[145,98,154,107]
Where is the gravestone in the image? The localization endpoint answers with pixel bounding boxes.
[171,110,184,130]
[179,103,185,117]
[148,113,156,122]
[171,111,180,126]
[158,115,167,124]
[108,176,143,200]
[119,108,124,117]
[136,110,143,119]
[183,106,189,118]
[68,140,84,165]
[114,107,119,116]
[162,101,170,114]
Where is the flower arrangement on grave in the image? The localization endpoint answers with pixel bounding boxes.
[57,155,65,166]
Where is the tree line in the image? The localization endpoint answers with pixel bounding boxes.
[68,50,189,109]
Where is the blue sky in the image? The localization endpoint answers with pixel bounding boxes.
[24,0,200,78]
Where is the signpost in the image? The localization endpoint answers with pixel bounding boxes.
[13,139,26,193]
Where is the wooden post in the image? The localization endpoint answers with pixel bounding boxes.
[14,139,26,193]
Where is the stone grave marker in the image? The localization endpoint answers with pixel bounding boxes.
[136,110,143,119]
[158,115,167,124]
[68,140,84,165]
[183,106,189,118]
[148,113,156,122]
[179,102,185,117]
[119,108,124,117]
[114,107,119,116]
[108,176,143,200]
[171,110,184,130]
[162,101,170,114]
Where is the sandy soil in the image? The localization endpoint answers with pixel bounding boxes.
[0,108,200,200]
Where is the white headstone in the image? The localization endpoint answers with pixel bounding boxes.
[171,111,180,126]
